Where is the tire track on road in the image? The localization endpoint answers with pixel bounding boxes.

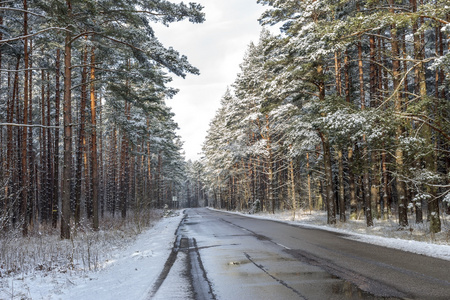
[147,215,216,300]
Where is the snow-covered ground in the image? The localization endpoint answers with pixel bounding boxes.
[1,208,449,299]
[0,212,184,300]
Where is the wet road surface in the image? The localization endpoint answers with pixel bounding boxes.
[150,208,450,299]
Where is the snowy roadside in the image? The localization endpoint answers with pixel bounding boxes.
[4,208,449,299]
[0,212,184,300]
[208,208,450,261]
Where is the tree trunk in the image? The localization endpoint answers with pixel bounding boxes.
[146,119,152,209]
[358,33,373,227]
[389,0,408,227]
[320,133,336,224]
[338,149,345,222]
[74,42,88,226]
[90,47,99,230]
[111,127,117,215]
[61,2,73,239]
[52,49,61,228]
[41,68,48,221]
[334,51,341,96]
[370,36,381,220]
[306,152,312,214]
[348,146,357,220]
[121,129,129,218]
[381,149,390,219]
[46,72,53,226]
[265,115,275,214]
[289,157,296,220]
[344,51,350,103]
[21,0,29,236]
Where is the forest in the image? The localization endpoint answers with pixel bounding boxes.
[1,0,450,244]
[201,0,450,233]
[0,0,205,239]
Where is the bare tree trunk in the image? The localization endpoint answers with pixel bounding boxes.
[358,31,373,227]
[28,40,37,229]
[121,121,129,218]
[390,6,408,227]
[146,119,152,209]
[52,49,61,228]
[74,41,88,226]
[46,72,54,226]
[334,51,341,96]
[370,35,381,220]
[344,51,350,103]
[289,156,296,220]
[21,0,29,236]
[381,148,390,219]
[41,68,48,221]
[306,153,312,214]
[265,115,275,214]
[348,146,357,220]
[90,47,99,230]
[321,133,336,225]
[61,1,73,239]
[338,149,345,222]
[111,127,117,216]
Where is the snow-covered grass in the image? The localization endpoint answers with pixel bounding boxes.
[0,210,167,299]
[214,208,450,261]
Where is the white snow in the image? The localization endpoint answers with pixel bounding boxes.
[1,208,449,299]
[0,212,184,300]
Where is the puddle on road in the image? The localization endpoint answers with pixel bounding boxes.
[224,254,401,300]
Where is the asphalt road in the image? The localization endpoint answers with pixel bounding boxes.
[151,208,450,300]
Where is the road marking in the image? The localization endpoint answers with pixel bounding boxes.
[275,242,291,250]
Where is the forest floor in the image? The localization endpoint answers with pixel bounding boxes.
[0,208,449,299]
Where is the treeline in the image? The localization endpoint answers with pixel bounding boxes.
[202,0,450,233]
[0,0,204,238]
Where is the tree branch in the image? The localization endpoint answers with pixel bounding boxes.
[0,27,71,44]
[396,113,450,141]
[0,123,62,129]
[0,7,48,18]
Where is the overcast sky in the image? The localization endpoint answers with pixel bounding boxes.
[154,0,267,161]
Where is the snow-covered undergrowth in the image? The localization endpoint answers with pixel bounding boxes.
[0,210,162,299]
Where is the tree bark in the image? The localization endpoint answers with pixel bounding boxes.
[21,0,29,236]
[61,0,73,239]
[90,47,99,230]
[358,32,373,227]
[52,49,61,228]
[320,132,336,224]
[289,156,296,220]
[348,146,357,220]
[306,152,312,214]
[338,149,345,222]
[74,41,88,226]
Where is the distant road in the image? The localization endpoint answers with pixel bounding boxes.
[152,208,450,299]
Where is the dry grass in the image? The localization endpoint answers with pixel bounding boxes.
[0,210,162,280]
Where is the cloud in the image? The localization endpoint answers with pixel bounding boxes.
[153,0,266,161]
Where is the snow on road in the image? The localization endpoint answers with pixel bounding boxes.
[5,208,450,299]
